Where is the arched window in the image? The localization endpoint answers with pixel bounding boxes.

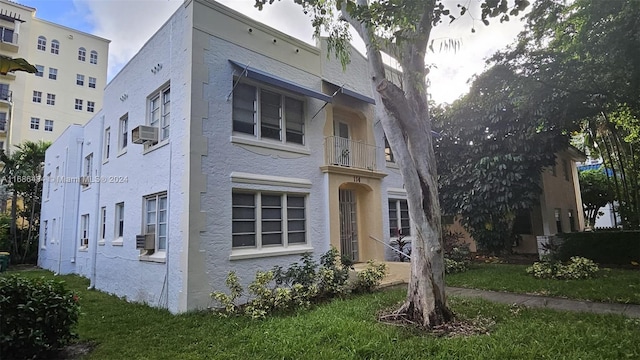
[37,36,46,51]
[89,50,98,65]
[78,47,86,61]
[51,40,60,54]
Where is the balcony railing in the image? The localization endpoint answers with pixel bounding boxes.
[324,136,378,171]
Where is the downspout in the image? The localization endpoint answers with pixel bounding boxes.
[57,146,69,275]
[72,138,84,264]
[89,115,105,289]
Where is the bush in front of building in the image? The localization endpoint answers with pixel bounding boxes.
[526,256,599,280]
[0,275,80,359]
[556,231,640,265]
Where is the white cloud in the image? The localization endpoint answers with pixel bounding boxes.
[77,0,523,103]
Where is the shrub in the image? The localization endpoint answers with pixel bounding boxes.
[352,261,387,293]
[526,256,599,280]
[0,275,80,359]
[556,231,640,265]
[445,258,468,274]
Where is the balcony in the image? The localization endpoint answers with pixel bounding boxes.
[324,136,379,172]
[0,28,18,52]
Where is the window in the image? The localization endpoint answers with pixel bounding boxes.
[232,82,305,145]
[513,210,533,235]
[232,191,306,248]
[37,36,46,51]
[389,199,410,238]
[562,159,570,181]
[0,26,14,43]
[78,47,86,61]
[148,86,170,141]
[76,74,84,86]
[44,120,53,132]
[119,114,128,151]
[32,90,42,103]
[90,50,98,64]
[46,172,51,198]
[51,40,59,54]
[83,153,93,187]
[115,202,124,238]
[52,218,57,243]
[35,65,44,77]
[88,77,96,89]
[554,208,562,234]
[75,99,83,111]
[80,214,89,248]
[42,220,48,247]
[103,128,110,160]
[143,193,167,252]
[87,101,95,113]
[46,93,55,105]
[30,117,40,130]
[0,112,6,131]
[0,83,9,101]
[99,207,106,241]
[49,68,57,80]
[384,136,394,162]
[568,209,575,232]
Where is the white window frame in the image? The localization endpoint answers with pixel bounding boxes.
[88,77,96,89]
[232,80,306,146]
[46,93,55,106]
[37,36,46,51]
[32,90,41,103]
[51,40,59,54]
[103,128,110,161]
[87,101,95,113]
[80,214,89,249]
[48,68,57,80]
[30,117,40,130]
[78,47,86,61]
[143,192,168,254]
[44,120,53,132]
[115,202,124,240]
[90,50,98,64]
[35,65,44,77]
[83,153,93,188]
[118,114,128,153]
[389,198,411,240]
[75,99,83,111]
[76,74,84,86]
[147,85,170,142]
[0,112,6,131]
[231,191,307,250]
[42,220,48,249]
[52,218,57,243]
[99,206,106,243]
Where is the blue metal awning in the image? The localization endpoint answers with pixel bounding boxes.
[323,80,376,105]
[230,60,332,103]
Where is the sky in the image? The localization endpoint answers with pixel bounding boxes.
[17,0,526,104]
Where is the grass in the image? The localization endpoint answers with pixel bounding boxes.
[5,268,640,359]
[447,263,640,304]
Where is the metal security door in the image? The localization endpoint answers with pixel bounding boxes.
[339,189,359,262]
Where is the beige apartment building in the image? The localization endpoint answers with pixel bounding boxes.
[0,0,109,151]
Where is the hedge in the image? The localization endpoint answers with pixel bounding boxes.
[556,231,640,265]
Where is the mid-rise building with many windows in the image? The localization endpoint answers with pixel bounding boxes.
[0,0,109,150]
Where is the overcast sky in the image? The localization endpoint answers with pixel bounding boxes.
[19,0,526,104]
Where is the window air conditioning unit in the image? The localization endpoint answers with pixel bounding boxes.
[131,125,158,144]
[136,233,155,250]
[80,238,88,247]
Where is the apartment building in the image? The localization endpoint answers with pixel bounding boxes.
[0,0,109,150]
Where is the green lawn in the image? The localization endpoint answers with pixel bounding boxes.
[446,263,640,304]
[5,268,640,359]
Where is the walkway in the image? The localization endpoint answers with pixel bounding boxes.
[353,262,640,318]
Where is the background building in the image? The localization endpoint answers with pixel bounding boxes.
[0,0,109,150]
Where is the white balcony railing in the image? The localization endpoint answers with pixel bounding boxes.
[324,136,378,171]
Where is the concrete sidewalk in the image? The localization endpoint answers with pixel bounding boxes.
[446,287,640,318]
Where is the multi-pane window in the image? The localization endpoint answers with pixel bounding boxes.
[37,36,46,51]
[32,90,42,103]
[75,99,83,110]
[78,47,86,61]
[554,208,562,234]
[232,82,305,145]
[35,65,44,77]
[384,137,394,162]
[44,120,53,132]
[88,77,96,89]
[0,26,14,43]
[115,202,124,238]
[83,153,93,187]
[46,172,51,198]
[232,191,306,248]
[389,199,410,237]
[119,114,128,151]
[100,207,106,241]
[49,68,57,80]
[46,93,55,105]
[87,101,95,113]
[0,112,6,131]
[0,83,8,101]
[90,50,98,64]
[30,117,40,130]
[103,128,110,160]
[76,74,84,86]
[80,214,89,247]
[144,193,167,251]
[42,220,48,246]
[51,40,60,54]
[149,86,170,141]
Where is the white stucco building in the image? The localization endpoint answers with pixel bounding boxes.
[38,0,410,313]
[0,0,109,150]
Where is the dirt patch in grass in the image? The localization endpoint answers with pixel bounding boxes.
[52,341,97,360]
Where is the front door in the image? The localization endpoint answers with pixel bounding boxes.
[334,121,350,166]
[339,189,359,262]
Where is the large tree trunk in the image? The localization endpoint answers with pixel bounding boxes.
[348,1,452,328]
